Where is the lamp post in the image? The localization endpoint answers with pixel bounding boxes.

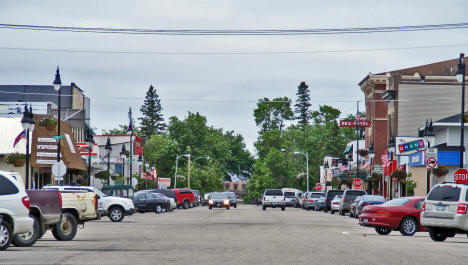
[105,137,112,185]
[127,108,134,187]
[388,135,396,200]
[53,67,62,184]
[294,151,309,192]
[368,142,375,194]
[456,53,466,169]
[120,144,127,183]
[21,104,35,189]
[145,162,149,189]
[174,154,190,189]
[137,153,142,189]
[423,120,436,194]
[324,160,329,193]
[85,127,94,186]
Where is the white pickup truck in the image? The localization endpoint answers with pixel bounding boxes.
[262,189,286,211]
[43,185,135,222]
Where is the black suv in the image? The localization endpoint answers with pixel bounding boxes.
[324,190,344,212]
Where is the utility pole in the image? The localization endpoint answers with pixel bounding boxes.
[187,154,192,189]
[356,101,360,188]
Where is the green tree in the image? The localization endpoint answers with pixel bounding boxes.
[254,97,293,134]
[139,85,166,142]
[294,82,311,126]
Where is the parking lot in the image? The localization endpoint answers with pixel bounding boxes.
[3,204,468,265]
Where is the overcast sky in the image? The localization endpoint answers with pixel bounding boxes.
[0,1,467,153]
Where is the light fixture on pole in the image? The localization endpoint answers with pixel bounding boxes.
[456,53,466,169]
[85,126,94,186]
[174,154,190,189]
[120,144,127,181]
[387,135,396,200]
[294,151,309,192]
[127,107,134,187]
[105,137,112,185]
[53,67,62,184]
[21,104,35,189]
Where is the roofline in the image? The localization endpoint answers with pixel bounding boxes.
[96,134,142,143]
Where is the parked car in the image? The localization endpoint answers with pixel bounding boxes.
[151,189,177,211]
[203,192,211,205]
[0,170,34,250]
[352,195,386,219]
[324,190,344,213]
[314,195,325,211]
[299,192,309,209]
[133,191,170,213]
[282,188,299,207]
[262,189,286,211]
[339,189,367,216]
[349,196,362,218]
[294,191,303,208]
[330,195,342,214]
[44,185,135,222]
[421,183,468,242]
[173,188,195,209]
[224,191,237,208]
[192,190,202,207]
[207,192,230,210]
[359,197,426,236]
[304,192,324,210]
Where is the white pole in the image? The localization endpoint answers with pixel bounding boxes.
[174,155,179,189]
[306,152,309,192]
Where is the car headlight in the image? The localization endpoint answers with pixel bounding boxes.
[224,199,230,205]
[208,200,213,205]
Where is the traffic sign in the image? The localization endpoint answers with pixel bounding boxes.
[454,168,468,184]
[315,183,323,190]
[52,135,64,140]
[52,161,67,180]
[426,157,438,169]
[352,178,362,189]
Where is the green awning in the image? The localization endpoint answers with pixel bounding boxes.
[343,144,353,154]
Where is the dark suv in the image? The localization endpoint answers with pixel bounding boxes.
[324,190,344,212]
[339,189,367,216]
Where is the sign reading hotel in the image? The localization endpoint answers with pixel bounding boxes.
[395,137,426,156]
[339,118,371,127]
[77,142,98,156]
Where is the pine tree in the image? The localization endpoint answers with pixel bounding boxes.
[294,82,311,126]
[139,85,166,142]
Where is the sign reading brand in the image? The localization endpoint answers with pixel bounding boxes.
[454,168,468,184]
[395,137,426,156]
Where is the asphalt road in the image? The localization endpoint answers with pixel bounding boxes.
[3,204,468,265]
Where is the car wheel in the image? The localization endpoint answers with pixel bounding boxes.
[52,213,78,241]
[12,216,40,247]
[429,227,448,242]
[331,210,335,214]
[399,217,418,236]
[262,206,266,211]
[234,204,237,208]
[375,227,391,235]
[226,206,230,210]
[183,200,190,209]
[109,206,125,222]
[155,204,163,214]
[209,206,212,210]
[0,219,13,251]
[339,209,345,216]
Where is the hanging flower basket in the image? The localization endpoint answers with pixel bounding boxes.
[13,160,26,167]
[5,153,26,167]
[464,113,468,122]
[371,172,382,184]
[391,169,407,180]
[433,166,449,177]
[358,149,368,157]
[39,117,57,131]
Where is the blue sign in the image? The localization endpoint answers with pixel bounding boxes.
[409,152,424,167]
[438,151,460,166]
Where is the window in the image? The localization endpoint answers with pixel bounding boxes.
[114,164,122,174]
[265,189,283,196]
[233,184,238,190]
[137,193,146,200]
[146,193,156,199]
[427,186,461,202]
[0,175,19,195]
[414,200,424,209]
[225,183,230,190]
[242,184,246,190]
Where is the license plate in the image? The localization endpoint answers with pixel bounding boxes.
[363,218,368,223]
[437,205,445,211]
[217,204,221,207]
[272,203,277,206]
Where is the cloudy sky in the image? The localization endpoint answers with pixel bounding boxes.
[0,1,467,153]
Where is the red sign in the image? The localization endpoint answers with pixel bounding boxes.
[352,178,362,188]
[426,157,437,168]
[454,168,468,184]
[76,142,98,156]
[315,183,323,190]
[339,120,371,127]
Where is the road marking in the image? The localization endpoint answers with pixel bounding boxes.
[342,231,350,235]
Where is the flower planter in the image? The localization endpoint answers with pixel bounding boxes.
[45,124,56,131]
[13,160,25,167]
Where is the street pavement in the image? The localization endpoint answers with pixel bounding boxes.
[3,204,468,265]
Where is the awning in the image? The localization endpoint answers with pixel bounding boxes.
[343,144,353,154]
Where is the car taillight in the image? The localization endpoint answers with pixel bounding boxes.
[22,196,30,210]
[342,196,345,203]
[58,192,62,208]
[376,210,391,215]
[263,197,265,201]
[362,202,368,206]
[422,202,425,211]
[457,203,468,214]
[302,197,305,201]
[308,199,314,202]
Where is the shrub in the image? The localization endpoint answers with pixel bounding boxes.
[5,153,26,163]
[39,117,57,127]
[433,165,449,177]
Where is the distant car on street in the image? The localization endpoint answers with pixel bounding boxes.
[224,191,237,208]
[330,195,342,214]
[304,192,324,210]
[294,191,303,208]
[262,189,286,211]
[133,191,170,214]
[339,189,367,216]
[349,196,362,218]
[208,192,231,210]
[314,195,325,211]
[192,190,202,207]
[282,188,299,207]
[173,189,195,209]
[324,190,344,213]
[351,195,386,219]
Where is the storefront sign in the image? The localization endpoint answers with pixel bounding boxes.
[395,137,426,155]
[38,138,56,143]
[37,152,61,158]
[77,142,98,156]
[409,152,424,167]
[158,178,171,189]
[37,159,63,165]
[37,145,58,150]
[339,119,371,127]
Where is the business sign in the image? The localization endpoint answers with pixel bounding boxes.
[454,168,468,184]
[158,178,171,189]
[37,152,61,158]
[37,159,63,165]
[37,145,58,150]
[409,152,424,167]
[395,137,426,156]
[77,142,98,156]
[339,119,371,127]
[38,138,56,143]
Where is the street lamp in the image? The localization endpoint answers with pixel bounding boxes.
[137,153,143,189]
[127,107,134,187]
[120,144,127,182]
[53,67,62,184]
[21,104,35,189]
[144,161,149,189]
[105,137,112,185]
[368,142,375,194]
[456,53,466,169]
[174,154,190,189]
[423,120,436,194]
[85,127,94,186]
[388,135,396,200]
[294,151,309,192]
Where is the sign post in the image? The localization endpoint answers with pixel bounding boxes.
[52,161,67,182]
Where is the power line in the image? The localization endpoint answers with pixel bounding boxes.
[0,43,467,55]
[1,22,468,36]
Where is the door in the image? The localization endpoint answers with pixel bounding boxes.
[135,193,147,211]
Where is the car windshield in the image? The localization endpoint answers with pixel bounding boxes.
[346,190,366,196]
[226,193,236,198]
[427,186,461,202]
[333,195,342,200]
[210,193,227,199]
[383,198,410,206]
[363,195,385,202]
[95,189,107,197]
[284,192,295,197]
[265,190,283,196]
[309,193,322,198]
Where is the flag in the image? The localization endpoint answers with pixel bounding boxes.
[13,130,26,147]
[339,165,348,172]
[362,159,371,169]
[381,151,390,165]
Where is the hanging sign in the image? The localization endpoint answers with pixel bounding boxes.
[395,137,426,156]
[38,138,56,143]
[339,119,371,127]
[37,145,58,150]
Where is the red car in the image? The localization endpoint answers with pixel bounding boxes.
[173,189,195,209]
[358,196,427,236]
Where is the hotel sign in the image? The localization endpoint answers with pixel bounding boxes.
[339,119,371,127]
